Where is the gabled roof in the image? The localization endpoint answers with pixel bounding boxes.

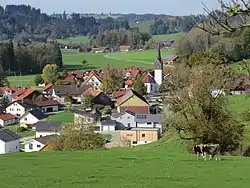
[41,83,53,91]
[7,100,37,109]
[83,88,102,97]
[112,110,135,119]
[14,88,36,100]
[142,72,156,84]
[35,121,62,132]
[116,89,148,106]
[33,134,59,145]
[0,129,21,142]
[112,89,131,99]
[120,106,150,114]
[34,100,60,107]
[71,108,101,119]
[51,85,89,96]
[82,71,102,85]
[0,113,16,121]
[23,109,48,120]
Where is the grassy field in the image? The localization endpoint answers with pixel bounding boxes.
[56,36,90,44]
[153,32,185,42]
[8,49,175,86]
[45,111,74,123]
[1,136,250,188]
[130,20,154,33]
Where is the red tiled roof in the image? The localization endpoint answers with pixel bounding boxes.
[143,73,156,84]
[72,71,84,78]
[63,74,76,81]
[112,89,131,99]
[82,71,102,85]
[41,83,53,91]
[0,113,16,121]
[15,88,35,100]
[83,88,102,97]
[122,67,143,78]
[125,79,134,86]
[120,106,150,114]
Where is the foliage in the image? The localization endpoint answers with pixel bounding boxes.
[133,76,147,96]
[81,94,94,108]
[16,127,27,133]
[166,62,244,153]
[0,97,9,113]
[102,69,123,92]
[0,64,9,87]
[159,84,168,93]
[34,74,44,86]
[82,60,88,66]
[50,121,105,151]
[42,64,59,84]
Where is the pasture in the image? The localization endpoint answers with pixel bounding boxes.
[8,49,175,86]
[45,111,74,123]
[0,137,250,188]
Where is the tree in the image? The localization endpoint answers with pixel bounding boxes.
[0,97,9,113]
[82,60,88,68]
[133,76,147,96]
[49,121,105,151]
[81,94,94,108]
[61,69,68,78]
[0,64,8,87]
[159,84,168,93]
[102,69,123,92]
[42,64,59,84]
[34,74,44,86]
[165,62,244,153]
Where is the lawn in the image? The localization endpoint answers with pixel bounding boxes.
[56,36,90,44]
[8,49,175,86]
[44,111,74,123]
[130,20,154,33]
[0,137,250,188]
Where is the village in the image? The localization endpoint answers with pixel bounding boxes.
[0,45,173,154]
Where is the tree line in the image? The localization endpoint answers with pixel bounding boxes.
[0,40,62,74]
[0,5,130,42]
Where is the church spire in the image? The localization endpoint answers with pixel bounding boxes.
[157,42,161,60]
[154,42,163,70]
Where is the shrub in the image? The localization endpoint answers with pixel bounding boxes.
[17,127,27,133]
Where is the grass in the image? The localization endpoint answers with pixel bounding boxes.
[44,111,74,123]
[130,20,154,33]
[56,36,90,44]
[8,49,175,86]
[2,125,35,137]
[1,137,250,188]
[153,32,185,42]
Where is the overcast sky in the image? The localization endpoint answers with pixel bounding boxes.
[1,0,221,15]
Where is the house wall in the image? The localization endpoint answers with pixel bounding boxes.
[144,83,157,94]
[20,114,39,125]
[113,113,135,128]
[120,130,159,146]
[0,139,20,154]
[154,69,163,86]
[36,131,60,138]
[6,103,26,118]
[87,75,102,90]
[24,140,45,152]
[120,95,148,107]
[0,118,16,127]
[136,122,163,133]
[41,105,59,113]
[102,125,115,131]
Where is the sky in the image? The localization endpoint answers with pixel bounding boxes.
[1,0,222,16]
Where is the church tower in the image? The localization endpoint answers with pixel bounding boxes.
[154,42,163,86]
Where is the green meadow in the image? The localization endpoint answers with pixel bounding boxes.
[8,49,175,86]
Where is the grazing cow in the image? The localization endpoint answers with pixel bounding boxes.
[192,144,203,160]
[202,143,221,161]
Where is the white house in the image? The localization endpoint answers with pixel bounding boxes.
[0,129,20,154]
[112,110,136,129]
[143,73,158,94]
[100,120,116,132]
[20,109,48,125]
[35,121,62,138]
[6,100,36,118]
[0,113,17,127]
[24,135,57,152]
[82,71,102,90]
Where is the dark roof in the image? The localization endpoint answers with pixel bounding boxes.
[112,110,135,118]
[101,120,117,126]
[7,100,37,109]
[35,121,62,132]
[71,108,101,118]
[135,114,165,123]
[27,109,48,120]
[50,85,88,96]
[34,100,60,107]
[33,134,58,145]
[0,129,21,142]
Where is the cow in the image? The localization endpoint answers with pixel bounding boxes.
[192,144,203,160]
[202,143,221,161]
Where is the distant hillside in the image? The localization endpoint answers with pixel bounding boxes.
[130,21,154,33]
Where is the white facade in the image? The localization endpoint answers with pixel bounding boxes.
[20,113,40,125]
[154,69,163,86]
[0,118,16,127]
[113,112,135,128]
[36,131,60,138]
[24,140,45,152]
[86,75,102,90]
[144,83,157,94]
[6,102,26,118]
[131,140,153,146]
[102,125,115,132]
[0,139,20,154]
[136,122,163,133]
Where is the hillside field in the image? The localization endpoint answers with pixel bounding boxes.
[130,20,154,33]
[8,49,175,86]
[1,136,250,188]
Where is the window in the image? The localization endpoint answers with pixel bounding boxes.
[126,134,133,136]
[132,141,137,145]
[37,145,41,148]
[145,141,147,144]
[128,123,131,127]
[147,122,151,125]
[136,115,147,119]
[24,118,27,121]
[29,143,33,150]
[127,116,130,119]
[142,134,145,138]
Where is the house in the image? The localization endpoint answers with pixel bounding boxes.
[124,79,134,88]
[100,120,116,132]
[0,129,21,154]
[0,113,17,127]
[49,85,88,103]
[24,134,58,152]
[12,88,46,102]
[41,83,54,95]
[34,100,61,113]
[112,110,164,133]
[83,88,113,107]
[163,55,178,64]
[116,89,150,114]
[111,89,132,101]
[20,109,48,125]
[82,71,102,90]
[120,128,160,146]
[119,45,131,52]
[6,100,37,118]
[122,67,143,79]
[35,121,62,138]
[142,72,158,94]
